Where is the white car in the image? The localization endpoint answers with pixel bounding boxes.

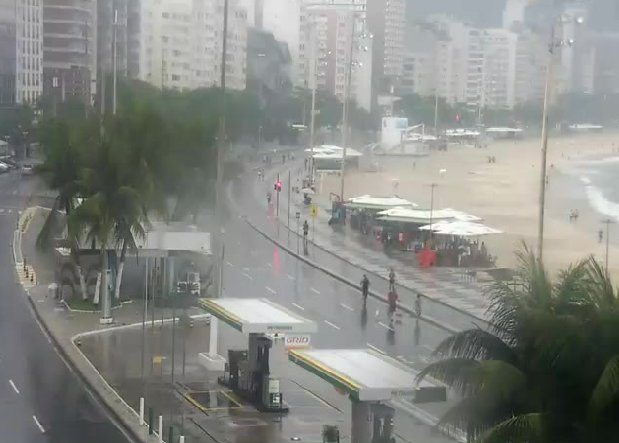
[21,164,34,175]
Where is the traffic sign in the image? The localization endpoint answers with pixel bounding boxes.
[310,205,318,219]
[295,211,301,220]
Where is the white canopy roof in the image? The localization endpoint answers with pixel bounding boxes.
[289,348,436,401]
[199,298,317,334]
[346,195,418,210]
[419,220,503,236]
[305,145,363,159]
[445,129,481,137]
[377,207,481,224]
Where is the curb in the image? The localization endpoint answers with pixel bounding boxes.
[244,217,460,335]
[25,294,144,443]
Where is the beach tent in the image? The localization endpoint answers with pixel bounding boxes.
[419,220,502,236]
[376,207,480,224]
[346,196,418,211]
[305,145,363,159]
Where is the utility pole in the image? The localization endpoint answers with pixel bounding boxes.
[276,172,280,218]
[308,19,317,185]
[433,90,439,135]
[602,218,615,274]
[428,183,438,243]
[339,8,356,202]
[112,9,118,115]
[210,0,229,360]
[536,23,556,263]
[287,170,291,229]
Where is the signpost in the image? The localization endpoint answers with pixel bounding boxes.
[295,211,301,254]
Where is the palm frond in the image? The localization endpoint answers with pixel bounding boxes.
[477,413,546,443]
[433,328,516,363]
[588,354,619,418]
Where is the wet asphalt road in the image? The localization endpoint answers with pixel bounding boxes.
[0,172,132,443]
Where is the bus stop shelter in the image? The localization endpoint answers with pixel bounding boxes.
[289,348,446,443]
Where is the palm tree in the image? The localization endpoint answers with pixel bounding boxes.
[417,247,619,443]
[68,130,144,321]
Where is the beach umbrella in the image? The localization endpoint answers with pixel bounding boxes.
[301,188,315,195]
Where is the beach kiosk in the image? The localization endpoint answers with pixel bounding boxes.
[199,298,317,412]
[289,348,446,443]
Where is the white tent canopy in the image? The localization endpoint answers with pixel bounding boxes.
[419,220,502,236]
[305,144,363,159]
[377,207,481,224]
[346,195,418,210]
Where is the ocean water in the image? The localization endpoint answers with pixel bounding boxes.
[569,156,619,221]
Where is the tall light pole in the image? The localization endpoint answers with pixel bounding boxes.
[210,0,229,360]
[537,15,583,261]
[602,218,615,274]
[308,24,317,185]
[428,183,438,244]
[339,7,356,202]
[112,8,118,115]
[433,90,439,136]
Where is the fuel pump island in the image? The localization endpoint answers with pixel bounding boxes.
[199,298,447,442]
[199,298,318,412]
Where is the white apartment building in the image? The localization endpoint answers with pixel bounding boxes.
[139,0,247,91]
[299,1,372,111]
[42,0,97,106]
[514,30,546,104]
[0,0,43,105]
[481,29,517,109]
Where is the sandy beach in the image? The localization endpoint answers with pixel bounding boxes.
[318,131,619,279]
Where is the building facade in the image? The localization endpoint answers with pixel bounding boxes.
[42,0,97,106]
[139,0,247,91]
[299,1,372,111]
[481,29,517,109]
[0,0,43,106]
[367,0,405,100]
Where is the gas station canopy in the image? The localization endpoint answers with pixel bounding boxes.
[199,298,317,335]
[289,349,435,401]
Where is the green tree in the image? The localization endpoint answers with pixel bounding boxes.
[417,248,619,442]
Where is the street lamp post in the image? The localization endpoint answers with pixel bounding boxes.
[536,15,582,261]
[112,9,118,115]
[428,183,437,244]
[339,10,355,202]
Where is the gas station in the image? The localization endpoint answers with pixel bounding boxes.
[198,298,317,412]
[197,298,447,442]
[289,348,446,443]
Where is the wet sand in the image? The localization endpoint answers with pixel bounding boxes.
[318,132,619,279]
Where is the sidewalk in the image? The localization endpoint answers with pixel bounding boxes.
[18,208,183,443]
[250,162,494,328]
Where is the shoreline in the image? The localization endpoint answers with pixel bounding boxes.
[317,131,619,280]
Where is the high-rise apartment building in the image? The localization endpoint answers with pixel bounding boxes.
[0,0,43,106]
[139,0,247,91]
[42,0,97,106]
[299,1,372,111]
[481,29,517,109]
[367,0,405,99]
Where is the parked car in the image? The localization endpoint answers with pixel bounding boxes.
[0,162,9,173]
[21,164,34,175]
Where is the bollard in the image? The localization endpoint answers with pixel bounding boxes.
[148,407,154,435]
[139,397,145,425]
[168,426,173,443]
[179,437,185,443]
[158,415,163,443]
[30,273,34,283]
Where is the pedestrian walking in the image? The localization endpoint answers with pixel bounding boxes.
[387,289,398,314]
[302,220,309,254]
[414,294,422,319]
[599,229,604,244]
[361,274,369,304]
[388,268,396,292]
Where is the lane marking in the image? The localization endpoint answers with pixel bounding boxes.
[242,267,250,272]
[340,303,354,311]
[324,320,341,330]
[287,274,295,281]
[265,286,277,295]
[242,272,253,281]
[310,287,321,295]
[367,343,386,355]
[267,263,272,268]
[32,415,45,434]
[291,303,305,311]
[378,321,394,331]
[9,379,20,394]
[225,261,233,267]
